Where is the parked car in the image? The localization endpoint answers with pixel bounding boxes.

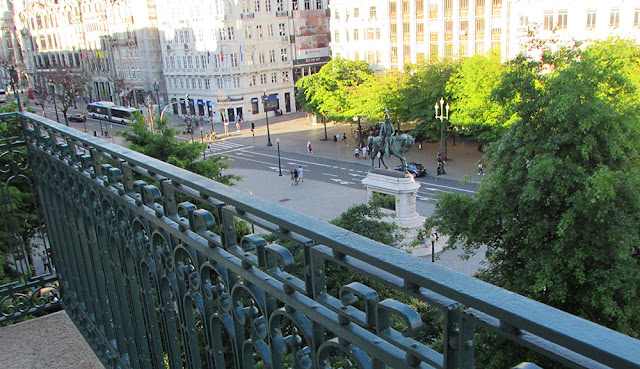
[394,162,426,177]
[68,113,86,122]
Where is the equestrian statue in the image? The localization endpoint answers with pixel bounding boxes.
[368,117,414,174]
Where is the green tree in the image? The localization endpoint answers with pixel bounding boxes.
[330,194,400,245]
[295,58,373,123]
[49,68,89,126]
[347,71,407,124]
[398,61,458,142]
[121,116,241,186]
[446,52,511,141]
[427,39,640,367]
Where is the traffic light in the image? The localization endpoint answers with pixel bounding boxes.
[251,122,255,131]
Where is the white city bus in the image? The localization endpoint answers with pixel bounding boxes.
[0,89,7,103]
[87,101,140,124]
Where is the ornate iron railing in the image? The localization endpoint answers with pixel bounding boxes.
[5,111,640,368]
[0,113,60,322]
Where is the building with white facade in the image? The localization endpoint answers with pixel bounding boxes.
[329,0,639,70]
[507,0,640,60]
[155,0,330,123]
[330,0,509,70]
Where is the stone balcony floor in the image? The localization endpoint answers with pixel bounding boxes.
[0,310,104,369]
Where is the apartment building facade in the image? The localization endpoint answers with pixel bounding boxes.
[330,0,509,70]
[507,0,640,60]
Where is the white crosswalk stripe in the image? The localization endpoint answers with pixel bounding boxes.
[205,141,251,154]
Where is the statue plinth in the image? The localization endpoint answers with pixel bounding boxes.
[362,169,426,248]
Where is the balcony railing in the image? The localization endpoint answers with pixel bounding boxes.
[1,111,640,369]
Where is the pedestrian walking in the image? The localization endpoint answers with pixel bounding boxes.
[436,164,442,180]
[342,133,348,146]
[437,152,443,165]
[335,133,340,142]
[478,162,485,175]
[41,251,51,273]
[307,141,313,154]
[298,166,304,182]
[361,145,367,159]
[354,147,360,158]
[290,170,296,185]
[294,167,299,185]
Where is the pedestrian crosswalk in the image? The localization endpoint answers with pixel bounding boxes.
[205,141,252,155]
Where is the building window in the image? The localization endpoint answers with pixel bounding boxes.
[370,6,377,19]
[430,3,438,18]
[335,10,340,19]
[277,0,283,11]
[279,23,286,36]
[195,56,200,68]
[293,0,298,10]
[376,28,381,39]
[335,31,340,42]
[417,23,424,41]
[391,23,397,38]
[354,51,360,60]
[430,43,438,61]
[367,28,374,40]
[316,0,322,9]
[266,0,272,12]
[216,78,223,90]
[403,44,411,60]
[281,48,288,61]
[634,9,640,28]
[557,10,567,30]
[242,0,250,13]
[234,77,241,88]
[610,8,620,29]
[354,8,359,17]
[459,43,468,57]
[269,49,276,63]
[403,21,410,36]
[268,25,274,37]
[445,19,453,34]
[402,0,410,15]
[231,53,238,67]
[354,29,359,40]
[248,52,255,65]
[257,25,263,37]
[586,9,596,29]
[198,79,203,89]
[249,75,256,86]
[475,17,485,35]
[271,72,278,83]
[259,51,266,64]
[390,1,397,16]
[245,25,252,39]
[475,42,484,55]
[187,55,193,68]
[416,0,424,14]
[304,0,310,10]
[219,29,227,41]
[254,0,261,12]
[260,73,267,84]
[205,79,211,89]
[544,10,554,30]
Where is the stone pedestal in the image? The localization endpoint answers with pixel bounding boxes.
[362,168,426,250]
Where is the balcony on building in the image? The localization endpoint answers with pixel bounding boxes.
[0,111,639,369]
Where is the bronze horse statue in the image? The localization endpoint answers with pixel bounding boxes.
[368,134,415,172]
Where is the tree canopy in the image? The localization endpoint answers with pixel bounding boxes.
[121,116,241,186]
[446,52,511,141]
[427,39,640,367]
[295,58,373,122]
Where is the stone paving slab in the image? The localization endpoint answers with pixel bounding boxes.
[0,310,104,369]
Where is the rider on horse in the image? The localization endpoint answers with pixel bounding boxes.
[379,108,395,158]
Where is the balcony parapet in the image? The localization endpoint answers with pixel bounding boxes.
[5,111,640,369]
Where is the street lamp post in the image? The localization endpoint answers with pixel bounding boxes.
[435,97,450,171]
[153,81,160,113]
[262,91,272,146]
[276,138,282,176]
